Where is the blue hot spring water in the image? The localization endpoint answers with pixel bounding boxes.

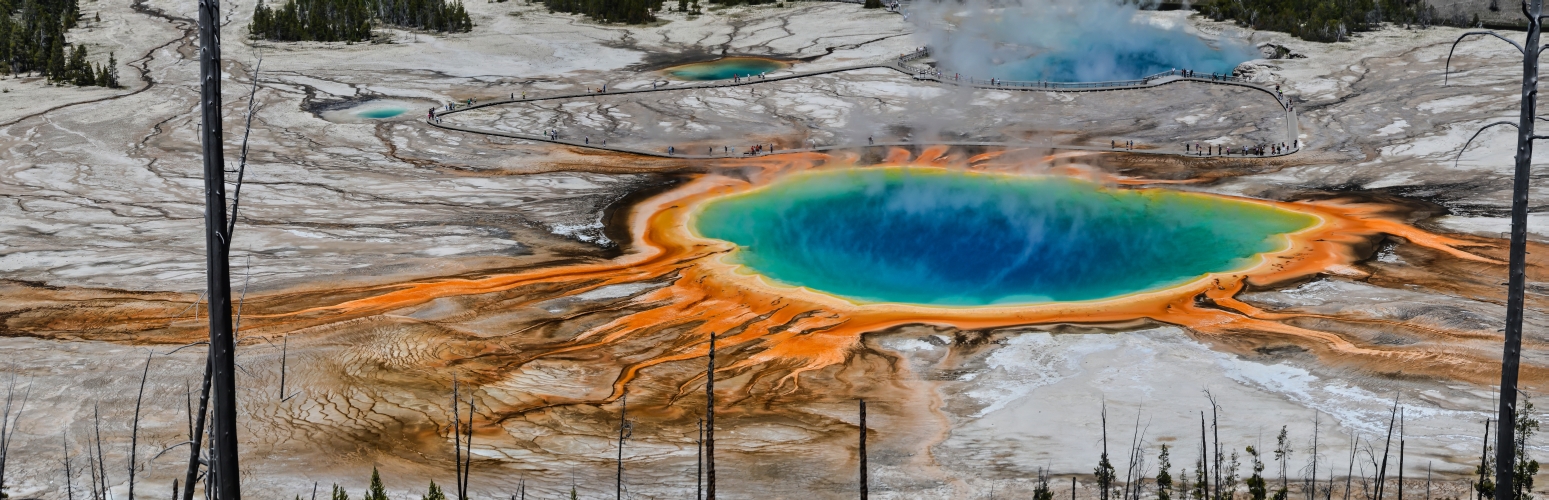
[356,106,407,119]
[666,57,789,81]
[693,168,1317,306]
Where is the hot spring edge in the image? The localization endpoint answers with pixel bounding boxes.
[665,57,789,81]
[691,168,1319,306]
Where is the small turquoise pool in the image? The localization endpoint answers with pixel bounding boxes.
[693,168,1317,306]
[666,57,789,81]
[355,106,407,119]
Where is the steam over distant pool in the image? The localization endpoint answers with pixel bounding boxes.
[694,168,1316,306]
[920,1,1257,82]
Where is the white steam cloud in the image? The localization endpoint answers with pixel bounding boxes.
[910,0,1257,82]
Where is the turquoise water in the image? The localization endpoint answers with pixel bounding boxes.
[666,57,788,81]
[693,168,1317,306]
[356,106,407,119]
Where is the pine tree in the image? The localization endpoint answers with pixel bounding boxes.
[66,43,88,84]
[46,33,64,80]
[1222,451,1241,500]
[1179,468,1193,500]
[103,52,119,87]
[1245,446,1266,500]
[1096,450,1116,500]
[421,480,446,500]
[0,2,11,76]
[1158,444,1175,500]
[1193,457,1208,500]
[1515,398,1541,500]
[365,467,388,500]
[331,484,350,500]
[1477,443,1497,500]
[1272,427,1291,500]
[75,57,93,85]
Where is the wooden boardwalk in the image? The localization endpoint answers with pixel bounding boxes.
[428,53,1302,160]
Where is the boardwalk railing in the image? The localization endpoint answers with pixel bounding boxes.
[431,46,1301,159]
[895,50,1291,109]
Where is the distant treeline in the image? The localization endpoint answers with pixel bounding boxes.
[0,0,122,86]
[1196,0,1465,42]
[249,0,472,42]
[542,0,801,24]
[540,0,664,23]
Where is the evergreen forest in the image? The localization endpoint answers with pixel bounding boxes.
[0,0,123,87]
[1196,0,1461,42]
[540,0,665,24]
[249,0,472,42]
[542,0,795,24]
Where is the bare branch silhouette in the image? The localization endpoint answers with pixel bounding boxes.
[1445,32,1525,86]
[227,56,262,239]
[1454,121,1520,168]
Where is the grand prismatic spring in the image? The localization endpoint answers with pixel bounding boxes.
[5,0,1549,497]
[694,167,1317,305]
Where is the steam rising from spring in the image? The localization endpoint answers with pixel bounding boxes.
[912,0,1257,82]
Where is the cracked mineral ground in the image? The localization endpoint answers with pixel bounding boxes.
[2,1,1548,499]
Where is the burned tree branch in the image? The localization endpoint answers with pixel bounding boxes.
[1447,31,1526,85]
[1455,121,1521,168]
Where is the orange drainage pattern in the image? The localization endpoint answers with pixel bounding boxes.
[254,147,1507,405]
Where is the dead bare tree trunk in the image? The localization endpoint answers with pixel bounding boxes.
[1309,413,1320,500]
[64,430,76,500]
[1376,400,1398,500]
[1211,396,1221,500]
[278,336,287,401]
[182,359,211,500]
[697,418,703,500]
[0,374,10,498]
[1477,420,1492,500]
[617,393,632,500]
[706,331,716,500]
[1125,409,1146,500]
[1101,404,1111,500]
[89,443,101,500]
[1442,5,1545,499]
[0,372,31,498]
[1201,413,1210,500]
[859,399,867,499]
[95,404,109,500]
[453,377,464,500]
[129,352,152,500]
[1345,433,1357,500]
[196,0,239,485]
[1398,411,1405,500]
[464,396,474,498]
